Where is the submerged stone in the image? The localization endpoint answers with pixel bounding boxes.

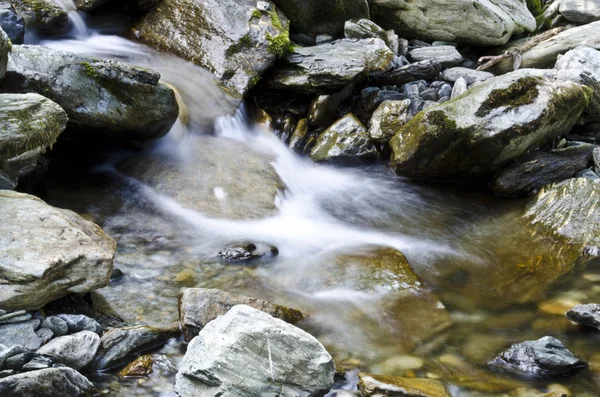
[358,373,450,397]
[566,303,600,329]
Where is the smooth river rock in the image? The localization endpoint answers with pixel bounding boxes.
[269,38,394,94]
[0,190,116,310]
[525,177,600,253]
[488,336,587,378]
[0,45,178,141]
[389,69,591,180]
[368,0,536,46]
[358,373,450,397]
[0,93,68,189]
[0,367,93,397]
[179,288,305,342]
[566,303,600,329]
[36,331,100,370]
[175,305,335,397]
[0,320,42,351]
[135,0,289,98]
[118,135,283,220]
[273,0,369,37]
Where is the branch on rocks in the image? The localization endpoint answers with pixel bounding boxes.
[369,60,441,87]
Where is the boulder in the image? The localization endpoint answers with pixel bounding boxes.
[0,190,116,310]
[0,45,178,141]
[389,70,591,180]
[179,288,305,342]
[269,38,394,94]
[368,99,413,142]
[6,0,68,35]
[0,367,93,397]
[494,21,600,74]
[175,305,335,397]
[91,325,177,371]
[368,0,536,46]
[273,0,369,37]
[358,373,450,397]
[555,46,600,119]
[135,0,289,98]
[0,320,42,351]
[442,67,494,85]
[560,0,600,24]
[310,113,377,162]
[36,331,100,370]
[0,93,68,188]
[408,46,464,68]
[118,135,283,220]
[566,303,600,329]
[0,2,24,44]
[488,336,587,378]
[492,143,596,196]
[525,177,600,253]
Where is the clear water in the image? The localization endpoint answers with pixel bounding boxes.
[29,12,600,397]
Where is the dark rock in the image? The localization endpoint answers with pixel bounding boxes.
[41,317,68,337]
[0,367,93,397]
[420,88,439,101]
[566,303,600,329]
[488,336,587,378]
[56,315,102,336]
[7,0,68,35]
[0,1,24,43]
[357,87,406,116]
[0,320,42,351]
[369,59,441,87]
[217,242,278,262]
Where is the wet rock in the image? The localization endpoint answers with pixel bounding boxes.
[493,21,600,74]
[0,93,68,187]
[0,191,115,310]
[368,0,535,46]
[451,77,468,98]
[41,317,68,337]
[493,143,596,196]
[358,373,450,397]
[269,38,394,94]
[357,87,406,116]
[217,242,279,262]
[310,113,377,162]
[0,367,93,397]
[0,2,24,44]
[272,0,368,37]
[308,84,355,128]
[488,336,587,378]
[566,303,600,328]
[74,0,110,11]
[0,320,42,351]
[135,0,288,98]
[55,314,103,335]
[175,305,334,397]
[91,325,177,371]
[408,46,464,68]
[560,0,600,24]
[0,45,179,141]
[368,99,412,142]
[36,331,99,370]
[289,117,309,151]
[525,177,600,252]
[369,59,441,88]
[118,135,283,220]
[442,67,494,85]
[118,354,153,378]
[390,70,591,180]
[7,0,68,35]
[8,353,54,371]
[179,288,305,342]
[344,19,398,53]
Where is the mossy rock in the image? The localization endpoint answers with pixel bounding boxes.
[7,0,68,34]
[389,69,591,181]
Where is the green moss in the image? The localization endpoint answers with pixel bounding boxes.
[248,74,260,88]
[78,61,98,79]
[251,8,262,19]
[526,0,543,16]
[265,8,294,57]
[225,35,253,57]
[476,77,540,117]
[427,110,459,132]
[268,8,283,30]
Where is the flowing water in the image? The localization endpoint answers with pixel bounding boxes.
[27,9,600,397]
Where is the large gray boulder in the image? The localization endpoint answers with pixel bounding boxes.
[179,288,305,342]
[555,46,600,119]
[0,367,93,397]
[269,38,394,94]
[0,2,24,44]
[36,331,100,370]
[175,305,335,397]
[0,190,116,310]
[494,21,600,74]
[310,113,377,162]
[273,0,369,37]
[368,0,536,46]
[0,45,179,141]
[525,177,600,253]
[389,70,591,180]
[118,135,283,220]
[6,0,68,34]
[0,93,67,189]
[560,0,600,24]
[135,0,289,98]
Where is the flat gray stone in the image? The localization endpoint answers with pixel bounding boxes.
[36,331,100,370]
[560,0,600,24]
[0,367,93,397]
[408,46,464,68]
[442,67,494,85]
[0,320,42,351]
